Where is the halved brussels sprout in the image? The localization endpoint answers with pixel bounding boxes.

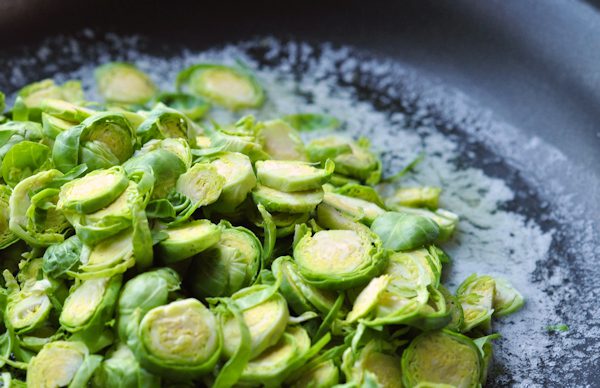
[401,330,482,388]
[40,98,94,123]
[387,186,442,209]
[27,341,101,388]
[41,112,75,139]
[156,219,221,263]
[343,340,403,388]
[222,286,289,359]
[492,278,524,317]
[0,121,43,166]
[117,268,181,342]
[5,277,52,334]
[17,79,84,121]
[208,152,256,212]
[95,62,157,105]
[1,141,52,188]
[252,185,324,214]
[456,274,495,332]
[256,159,334,192]
[53,112,135,173]
[175,162,225,218]
[9,169,70,247]
[272,256,339,316]
[128,298,221,380]
[323,191,386,225]
[258,119,307,161]
[347,275,391,323]
[371,211,440,252]
[136,103,194,145]
[200,116,269,162]
[157,92,210,120]
[59,275,122,333]
[188,223,261,298]
[290,359,339,388]
[283,113,341,132]
[315,203,372,235]
[294,229,386,289]
[58,166,129,213]
[390,205,459,243]
[0,185,18,249]
[94,343,161,388]
[439,284,465,332]
[177,64,264,110]
[76,228,136,279]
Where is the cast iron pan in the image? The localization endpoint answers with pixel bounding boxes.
[1,0,599,386]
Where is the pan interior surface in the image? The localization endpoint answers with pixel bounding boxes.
[0,34,598,387]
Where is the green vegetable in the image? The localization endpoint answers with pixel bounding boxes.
[387,186,442,209]
[0,185,18,249]
[258,119,307,161]
[93,343,161,388]
[207,152,256,212]
[95,62,157,105]
[283,113,341,132]
[17,79,84,121]
[177,64,264,110]
[389,205,459,243]
[155,219,221,263]
[256,159,334,192]
[342,340,403,388]
[252,185,324,214]
[40,98,94,123]
[323,191,386,225]
[456,274,495,332]
[370,211,440,251]
[42,235,82,278]
[1,141,52,188]
[136,103,195,145]
[157,92,210,120]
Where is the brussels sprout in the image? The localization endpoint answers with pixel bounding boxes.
[315,203,372,235]
[188,222,261,298]
[200,116,269,162]
[493,278,524,317]
[250,210,311,238]
[17,79,84,121]
[258,119,307,161]
[177,64,264,110]
[346,275,391,323]
[27,341,101,387]
[456,274,495,332]
[59,275,122,333]
[222,285,289,359]
[0,185,18,249]
[117,268,181,342]
[289,359,339,388]
[371,211,439,252]
[136,103,194,145]
[58,166,129,213]
[94,343,161,388]
[5,277,52,334]
[40,98,94,123]
[53,112,135,173]
[256,159,334,192]
[0,121,44,167]
[95,62,157,105]
[473,334,500,384]
[272,256,339,316]
[283,113,341,132]
[157,92,210,121]
[1,141,52,188]
[156,219,221,263]
[9,169,70,247]
[174,162,225,219]
[401,330,482,388]
[252,185,324,214]
[390,205,459,243]
[41,112,75,139]
[323,191,386,225]
[439,284,464,332]
[208,152,256,212]
[127,298,221,380]
[387,186,442,209]
[76,228,136,279]
[342,340,403,388]
[294,229,386,290]
[42,235,82,279]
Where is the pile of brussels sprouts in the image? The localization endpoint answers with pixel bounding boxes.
[0,61,524,387]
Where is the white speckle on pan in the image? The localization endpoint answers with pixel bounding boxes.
[1,34,598,387]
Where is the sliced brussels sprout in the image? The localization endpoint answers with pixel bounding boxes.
[9,169,69,247]
[175,162,225,217]
[53,112,136,173]
[290,359,339,388]
[439,284,465,332]
[94,343,161,388]
[306,136,353,163]
[222,286,289,359]
[17,79,84,121]
[294,229,386,289]
[1,141,52,188]
[136,103,194,145]
[188,223,261,298]
[256,159,334,192]
[474,334,500,385]
[200,116,269,162]
[76,228,136,279]
[41,112,75,139]
[283,113,341,132]
[456,274,495,332]
[272,256,339,316]
[258,119,307,161]
[42,235,82,279]
[58,166,129,213]
[117,268,181,342]
[390,205,459,243]
[95,62,157,105]
[157,92,210,121]
[323,191,386,225]
[27,341,101,387]
[156,219,221,263]
[0,185,18,249]
[239,325,310,386]
[128,298,221,380]
[387,186,442,210]
[401,330,482,388]
[347,275,391,323]
[5,277,52,334]
[59,275,122,332]
[334,183,386,208]
[177,64,264,110]
[40,98,94,123]
[315,203,372,235]
[343,341,403,388]
[0,121,44,168]
[371,211,440,252]
[252,185,324,214]
[208,152,256,212]
[492,278,524,317]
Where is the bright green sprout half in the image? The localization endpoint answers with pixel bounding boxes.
[95,62,157,105]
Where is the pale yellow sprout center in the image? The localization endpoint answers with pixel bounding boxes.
[302,230,365,273]
[201,69,255,104]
